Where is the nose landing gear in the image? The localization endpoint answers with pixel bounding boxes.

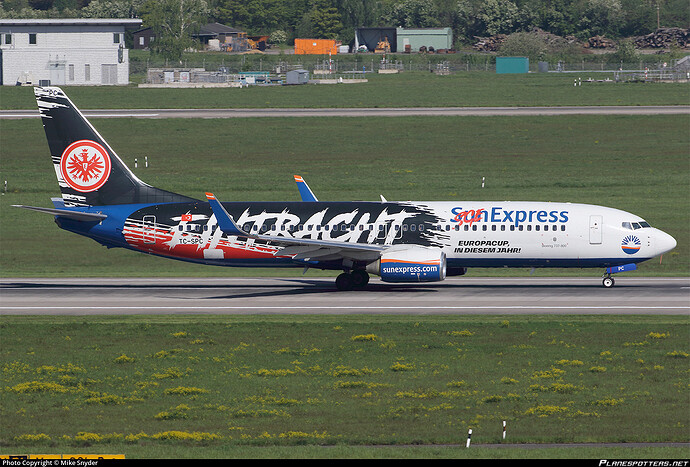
[601,263,637,288]
[602,275,615,288]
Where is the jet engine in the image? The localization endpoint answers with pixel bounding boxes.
[366,246,446,283]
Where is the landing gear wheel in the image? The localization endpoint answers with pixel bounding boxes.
[336,273,354,291]
[602,276,615,288]
[350,269,370,288]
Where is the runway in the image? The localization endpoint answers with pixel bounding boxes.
[1,105,690,119]
[1,276,688,315]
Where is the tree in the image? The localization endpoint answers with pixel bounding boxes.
[382,0,440,28]
[81,0,147,18]
[577,0,625,38]
[310,0,342,38]
[475,0,519,36]
[140,0,209,62]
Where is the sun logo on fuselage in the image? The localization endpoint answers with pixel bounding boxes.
[621,235,641,255]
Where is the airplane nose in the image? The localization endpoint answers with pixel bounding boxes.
[656,230,677,255]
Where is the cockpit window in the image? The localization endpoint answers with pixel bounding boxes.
[623,221,651,230]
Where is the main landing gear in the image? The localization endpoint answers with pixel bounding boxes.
[335,269,370,291]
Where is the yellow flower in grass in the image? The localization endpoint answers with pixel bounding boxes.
[152,431,220,442]
[164,386,208,396]
[9,381,69,393]
[14,433,51,443]
[390,361,415,372]
[351,334,378,342]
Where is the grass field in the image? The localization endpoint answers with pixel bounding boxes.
[0,315,688,458]
[1,114,687,277]
[1,71,689,110]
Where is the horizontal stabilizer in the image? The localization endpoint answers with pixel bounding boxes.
[13,205,107,221]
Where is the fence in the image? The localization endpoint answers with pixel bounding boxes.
[138,54,690,83]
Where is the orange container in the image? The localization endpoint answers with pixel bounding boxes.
[294,38,338,55]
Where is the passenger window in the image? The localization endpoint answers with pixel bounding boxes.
[535,225,540,231]
[501,225,506,231]
[527,225,532,231]
[561,225,565,231]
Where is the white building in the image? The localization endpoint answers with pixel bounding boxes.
[0,18,141,86]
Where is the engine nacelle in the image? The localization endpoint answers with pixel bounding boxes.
[366,247,446,283]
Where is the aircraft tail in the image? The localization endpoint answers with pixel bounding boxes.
[34,87,195,206]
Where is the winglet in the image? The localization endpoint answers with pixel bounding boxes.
[205,192,248,237]
[294,175,318,202]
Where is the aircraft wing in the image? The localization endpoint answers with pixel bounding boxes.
[206,192,384,262]
[294,175,318,202]
[13,205,107,222]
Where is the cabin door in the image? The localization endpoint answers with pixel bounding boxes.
[589,215,602,244]
[143,215,156,244]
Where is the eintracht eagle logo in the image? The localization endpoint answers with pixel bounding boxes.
[60,140,111,192]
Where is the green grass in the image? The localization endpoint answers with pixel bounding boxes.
[0,315,688,458]
[1,71,688,110]
[3,445,688,459]
[1,114,687,277]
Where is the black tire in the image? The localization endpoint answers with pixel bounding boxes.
[336,273,354,291]
[602,276,615,288]
[350,269,370,288]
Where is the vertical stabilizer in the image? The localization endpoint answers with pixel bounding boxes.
[35,87,195,206]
